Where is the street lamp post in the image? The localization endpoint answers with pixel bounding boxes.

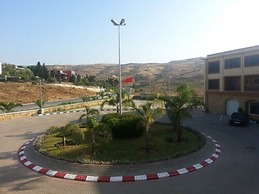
[111,18,126,115]
[168,75,172,95]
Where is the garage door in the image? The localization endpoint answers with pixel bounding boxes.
[226,99,240,115]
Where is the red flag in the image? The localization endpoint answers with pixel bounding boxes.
[122,77,134,84]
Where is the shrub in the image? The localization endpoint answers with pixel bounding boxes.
[57,123,84,145]
[102,113,145,139]
[46,126,59,134]
[95,123,112,142]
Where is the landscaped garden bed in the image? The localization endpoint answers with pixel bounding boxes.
[35,122,205,165]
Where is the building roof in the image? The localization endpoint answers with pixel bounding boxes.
[207,45,259,58]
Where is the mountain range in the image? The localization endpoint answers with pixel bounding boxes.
[48,57,205,95]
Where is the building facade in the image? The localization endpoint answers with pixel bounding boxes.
[205,45,259,120]
[52,70,76,81]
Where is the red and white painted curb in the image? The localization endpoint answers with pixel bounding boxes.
[18,134,221,183]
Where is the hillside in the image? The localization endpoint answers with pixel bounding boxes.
[49,57,205,94]
[0,58,205,104]
[0,82,95,104]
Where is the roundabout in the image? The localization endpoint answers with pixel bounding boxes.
[18,133,221,182]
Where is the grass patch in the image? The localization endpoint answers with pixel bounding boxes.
[37,123,205,164]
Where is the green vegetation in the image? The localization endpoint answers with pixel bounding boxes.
[37,123,205,164]
[36,84,205,164]
[102,113,145,139]
[79,106,100,155]
[28,62,50,80]
[0,102,22,113]
[162,84,203,142]
[35,99,46,109]
[1,63,34,81]
[100,92,129,113]
[130,99,164,152]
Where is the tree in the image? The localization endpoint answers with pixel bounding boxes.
[28,61,49,80]
[42,63,50,80]
[16,68,34,81]
[81,96,90,103]
[1,63,34,80]
[130,100,164,152]
[1,63,16,76]
[36,61,43,78]
[35,99,46,113]
[100,92,121,113]
[69,74,77,83]
[58,124,83,146]
[87,75,96,83]
[0,102,22,113]
[97,91,105,99]
[79,106,99,155]
[163,84,194,142]
[100,92,129,113]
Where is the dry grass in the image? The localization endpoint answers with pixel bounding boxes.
[0,82,95,104]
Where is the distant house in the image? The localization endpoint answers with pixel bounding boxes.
[205,45,259,120]
[0,63,7,82]
[63,70,76,80]
[15,65,25,70]
[54,70,76,80]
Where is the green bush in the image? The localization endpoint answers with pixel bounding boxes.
[57,123,84,145]
[95,123,112,142]
[102,113,145,139]
[46,126,59,134]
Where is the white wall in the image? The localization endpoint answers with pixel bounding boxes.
[0,63,2,74]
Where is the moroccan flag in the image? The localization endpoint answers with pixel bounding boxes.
[122,77,134,84]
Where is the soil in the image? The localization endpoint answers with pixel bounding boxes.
[0,82,96,104]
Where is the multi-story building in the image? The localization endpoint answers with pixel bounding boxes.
[205,45,259,120]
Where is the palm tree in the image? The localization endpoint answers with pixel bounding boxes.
[100,92,120,113]
[0,102,22,113]
[81,96,90,102]
[163,84,193,142]
[79,106,99,155]
[131,100,164,152]
[100,92,129,113]
[97,91,105,99]
[35,99,46,113]
[121,92,135,108]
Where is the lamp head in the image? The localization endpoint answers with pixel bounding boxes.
[120,19,126,26]
[111,19,119,26]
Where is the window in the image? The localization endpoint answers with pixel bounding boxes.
[225,58,240,69]
[250,102,259,115]
[224,76,241,91]
[245,55,259,67]
[244,75,259,91]
[208,61,220,74]
[208,79,219,90]
[254,78,259,85]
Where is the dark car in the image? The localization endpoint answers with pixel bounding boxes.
[229,112,249,126]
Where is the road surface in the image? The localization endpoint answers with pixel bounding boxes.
[0,110,259,194]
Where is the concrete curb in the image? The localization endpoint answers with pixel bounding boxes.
[33,110,84,117]
[18,134,221,183]
[33,108,135,117]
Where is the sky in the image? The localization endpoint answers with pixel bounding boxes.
[1,0,259,66]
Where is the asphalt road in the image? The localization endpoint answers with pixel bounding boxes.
[0,110,259,194]
[11,98,82,112]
